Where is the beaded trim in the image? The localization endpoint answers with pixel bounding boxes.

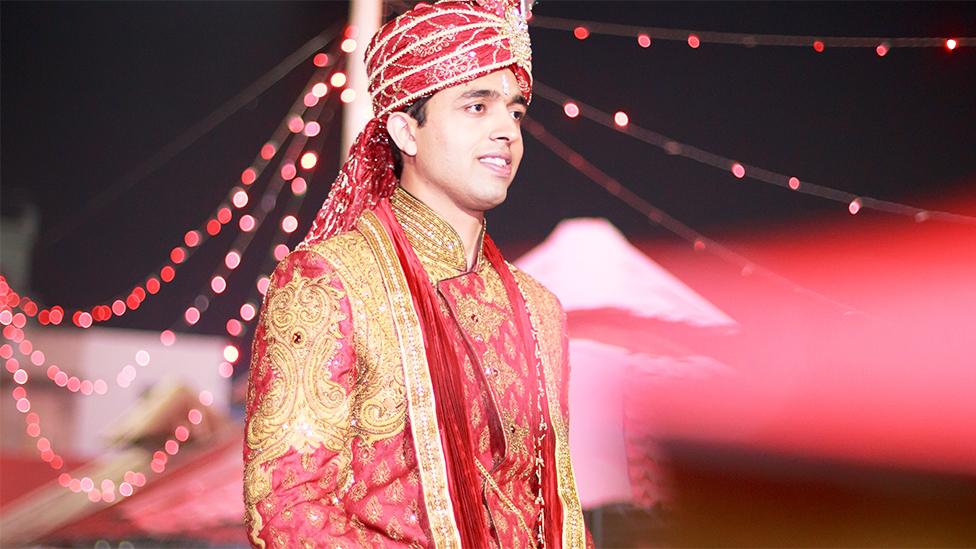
[512,271,587,549]
[357,211,462,548]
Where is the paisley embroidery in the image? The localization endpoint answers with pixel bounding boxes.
[244,262,350,544]
[450,284,507,343]
[311,234,408,446]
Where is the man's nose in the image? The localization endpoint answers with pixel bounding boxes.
[490,110,519,142]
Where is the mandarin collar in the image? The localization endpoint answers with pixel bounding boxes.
[390,186,486,282]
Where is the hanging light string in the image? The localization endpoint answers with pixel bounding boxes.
[0,100,328,500]
[522,117,864,315]
[5,372,213,503]
[39,23,345,250]
[170,72,341,330]
[533,80,976,225]
[0,31,361,504]
[530,15,970,51]
[0,64,343,399]
[169,82,340,345]
[0,55,347,503]
[0,52,347,329]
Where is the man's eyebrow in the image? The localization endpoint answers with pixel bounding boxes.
[457,89,528,106]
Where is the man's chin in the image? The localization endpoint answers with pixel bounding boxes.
[476,185,510,211]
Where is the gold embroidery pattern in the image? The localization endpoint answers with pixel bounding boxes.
[358,211,462,548]
[365,7,532,116]
[475,460,535,542]
[391,187,478,279]
[511,266,587,549]
[501,409,530,458]
[450,285,506,343]
[244,262,350,545]
[310,234,408,446]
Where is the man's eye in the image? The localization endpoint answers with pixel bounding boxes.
[466,104,485,113]
[512,110,525,120]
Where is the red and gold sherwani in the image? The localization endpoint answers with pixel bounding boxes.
[244,188,586,548]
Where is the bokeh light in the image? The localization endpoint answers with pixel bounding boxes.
[731,162,746,179]
[300,152,318,170]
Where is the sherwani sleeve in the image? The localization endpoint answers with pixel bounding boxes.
[243,249,360,548]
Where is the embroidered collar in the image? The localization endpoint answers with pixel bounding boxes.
[390,186,486,282]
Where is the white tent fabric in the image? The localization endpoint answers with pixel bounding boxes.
[514,218,735,327]
[516,218,736,508]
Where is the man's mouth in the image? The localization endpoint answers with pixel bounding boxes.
[478,154,512,175]
[479,157,509,167]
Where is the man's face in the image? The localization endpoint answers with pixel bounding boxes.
[408,69,527,216]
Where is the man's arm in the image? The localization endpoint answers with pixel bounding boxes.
[243,248,360,548]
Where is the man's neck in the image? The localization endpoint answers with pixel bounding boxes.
[398,181,484,271]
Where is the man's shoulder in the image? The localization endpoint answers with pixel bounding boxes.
[272,228,379,289]
[506,261,565,317]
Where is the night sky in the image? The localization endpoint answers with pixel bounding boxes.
[2,2,974,334]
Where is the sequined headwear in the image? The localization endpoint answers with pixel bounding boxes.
[304,0,533,243]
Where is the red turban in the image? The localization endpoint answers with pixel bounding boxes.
[304,0,533,243]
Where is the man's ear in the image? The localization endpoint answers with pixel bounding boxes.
[387,112,418,157]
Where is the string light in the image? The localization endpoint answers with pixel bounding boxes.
[274,244,290,261]
[240,168,258,185]
[731,162,746,179]
[303,122,321,138]
[330,72,347,87]
[225,250,242,269]
[522,117,863,314]
[613,111,629,127]
[876,42,890,57]
[531,15,973,51]
[313,52,330,67]
[4,44,346,505]
[257,276,270,296]
[533,80,976,225]
[6,376,211,499]
[167,76,337,346]
[239,215,256,232]
[563,102,580,118]
[0,56,335,330]
[340,89,356,103]
[637,34,651,48]
[288,116,305,133]
[300,152,318,170]
[280,163,297,180]
[281,215,299,233]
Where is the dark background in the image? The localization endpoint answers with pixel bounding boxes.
[2,1,974,334]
